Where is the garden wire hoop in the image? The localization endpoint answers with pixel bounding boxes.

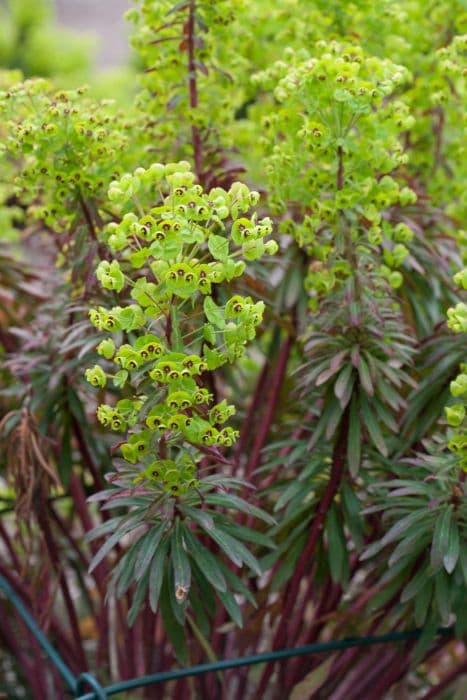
[0,574,453,698]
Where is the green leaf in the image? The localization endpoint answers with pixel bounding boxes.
[89,521,141,572]
[435,568,451,624]
[459,546,467,585]
[183,528,227,593]
[414,580,433,627]
[443,516,460,574]
[326,504,348,585]
[114,541,144,598]
[360,394,387,456]
[183,506,215,531]
[324,397,344,441]
[149,538,169,613]
[218,561,257,607]
[357,356,374,396]
[347,395,361,476]
[216,587,243,627]
[171,519,191,603]
[361,508,433,561]
[113,369,129,388]
[341,481,363,548]
[400,560,430,602]
[208,234,229,262]
[203,296,225,328]
[204,493,276,525]
[221,522,276,549]
[134,522,166,581]
[208,526,262,576]
[127,568,151,627]
[334,363,355,408]
[389,529,431,567]
[431,506,453,572]
[160,578,188,664]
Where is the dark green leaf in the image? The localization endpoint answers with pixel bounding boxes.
[149,538,169,613]
[134,522,166,581]
[443,516,460,574]
[216,587,243,627]
[360,394,387,456]
[183,528,227,592]
[127,568,151,627]
[204,493,275,525]
[171,519,191,603]
[347,395,361,477]
[400,560,430,602]
[160,579,188,664]
[431,506,453,572]
[326,504,348,585]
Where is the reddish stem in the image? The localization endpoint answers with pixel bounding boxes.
[0,600,45,698]
[38,511,88,672]
[256,405,350,695]
[187,1,203,182]
[422,656,467,699]
[245,333,293,482]
[235,358,271,459]
[284,578,343,690]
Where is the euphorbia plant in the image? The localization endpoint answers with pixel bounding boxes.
[83,161,277,640]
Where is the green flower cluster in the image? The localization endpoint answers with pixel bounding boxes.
[0,79,134,232]
[446,262,467,470]
[85,161,276,494]
[252,41,416,305]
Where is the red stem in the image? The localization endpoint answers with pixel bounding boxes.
[422,656,467,699]
[245,334,293,482]
[0,600,46,698]
[235,358,270,459]
[256,405,350,695]
[187,0,203,182]
[284,578,343,690]
[0,517,23,571]
[356,647,413,700]
[38,511,88,671]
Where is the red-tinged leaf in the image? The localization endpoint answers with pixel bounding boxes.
[357,356,374,396]
[350,344,360,368]
[334,363,354,405]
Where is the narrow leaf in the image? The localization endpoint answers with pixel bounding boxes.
[431,506,453,572]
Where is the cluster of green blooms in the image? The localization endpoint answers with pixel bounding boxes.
[0,79,140,235]
[220,1,465,218]
[251,41,416,305]
[445,260,467,470]
[85,161,276,495]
